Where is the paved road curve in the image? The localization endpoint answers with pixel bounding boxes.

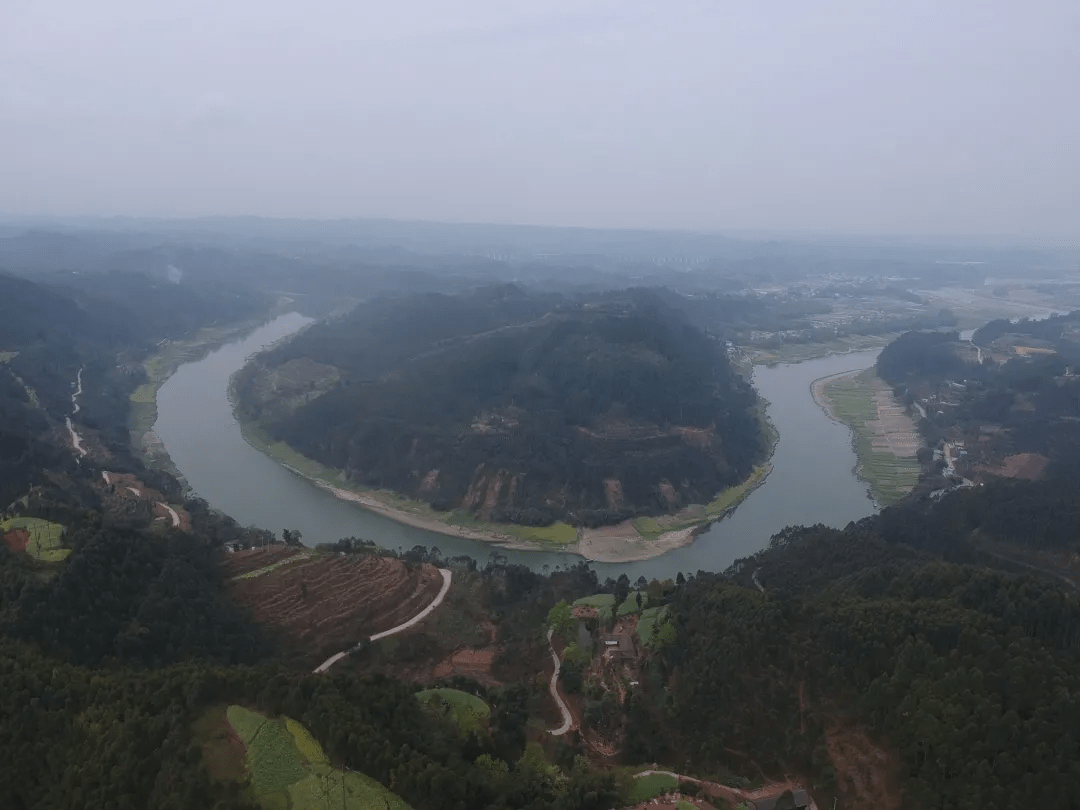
[314,568,453,674]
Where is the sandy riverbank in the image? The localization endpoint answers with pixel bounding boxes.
[277,460,757,563]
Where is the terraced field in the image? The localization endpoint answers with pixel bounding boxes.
[227,549,445,662]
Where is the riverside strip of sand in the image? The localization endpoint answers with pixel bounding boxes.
[270,457,762,563]
[298,473,710,562]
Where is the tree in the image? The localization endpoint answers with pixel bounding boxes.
[547,600,573,638]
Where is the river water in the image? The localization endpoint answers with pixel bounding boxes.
[155,314,881,579]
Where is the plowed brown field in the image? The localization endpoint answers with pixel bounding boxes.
[3,529,29,553]
[227,549,443,662]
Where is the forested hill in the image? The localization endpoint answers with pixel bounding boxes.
[644,476,1080,809]
[235,287,766,526]
[0,271,270,506]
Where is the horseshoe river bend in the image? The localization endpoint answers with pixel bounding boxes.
[154,313,883,580]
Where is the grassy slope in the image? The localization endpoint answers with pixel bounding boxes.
[628,772,679,803]
[416,688,491,736]
[218,704,412,810]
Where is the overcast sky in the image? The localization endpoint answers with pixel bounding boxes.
[2,1,1078,238]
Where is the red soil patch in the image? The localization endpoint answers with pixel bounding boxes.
[826,726,903,810]
[984,452,1049,481]
[432,647,500,684]
[3,529,29,553]
[229,553,443,662]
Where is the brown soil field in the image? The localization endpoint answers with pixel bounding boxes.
[984,452,1049,481]
[826,726,902,810]
[3,529,29,553]
[229,552,443,662]
[432,647,499,684]
[225,546,302,576]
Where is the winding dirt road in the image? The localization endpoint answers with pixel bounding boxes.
[546,628,573,736]
[67,367,87,459]
[313,567,453,674]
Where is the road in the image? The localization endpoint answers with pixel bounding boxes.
[67,367,87,459]
[314,568,453,674]
[546,628,573,735]
[632,769,818,810]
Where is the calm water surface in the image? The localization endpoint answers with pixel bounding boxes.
[155,315,881,579]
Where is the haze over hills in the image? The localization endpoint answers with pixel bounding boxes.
[234,287,766,527]
[4,217,1080,810]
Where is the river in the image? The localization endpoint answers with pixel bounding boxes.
[154,314,881,580]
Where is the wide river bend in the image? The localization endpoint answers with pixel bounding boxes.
[155,314,881,579]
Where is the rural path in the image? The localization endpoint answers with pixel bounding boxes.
[313,568,453,674]
[632,769,818,810]
[101,471,181,528]
[161,504,181,528]
[67,367,87,459]
[546,628,573,736]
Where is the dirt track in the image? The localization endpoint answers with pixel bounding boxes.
[546,628,573,735]
[228,549,444,662]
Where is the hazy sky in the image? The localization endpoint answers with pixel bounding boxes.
[3,1,1078,237]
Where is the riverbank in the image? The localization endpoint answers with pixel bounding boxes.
[751,333,897,367]
[231,392,774,563]
[811,368,921,506]
[131,305,301,481]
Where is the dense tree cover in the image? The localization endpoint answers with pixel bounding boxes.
[0,640,621,810]
[3,523,275,667]
[236,288,766,526]
[0,271,268,421]
[875,329,966,385]
[0,270,272,506]
[0,364,59,507]
[872,475,1080,560]
[649,499,1080,810]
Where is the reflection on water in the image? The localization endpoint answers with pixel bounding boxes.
[155,315,881,579]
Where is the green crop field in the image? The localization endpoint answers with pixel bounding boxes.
[225,705,412,810]
[249,720,307,794]
[573,593,616,611]
[416,688,490,736]
[226,705,267,744]
[617,593,645,617]
[637,606,675,648]
[1,517,69,562]
[628,772,679,803]
[286,718,327,765]
[824,369,920,505]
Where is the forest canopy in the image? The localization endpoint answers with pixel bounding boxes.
[234,288,767,526]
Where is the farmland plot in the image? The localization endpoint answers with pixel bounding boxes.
[226,705,412,810]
